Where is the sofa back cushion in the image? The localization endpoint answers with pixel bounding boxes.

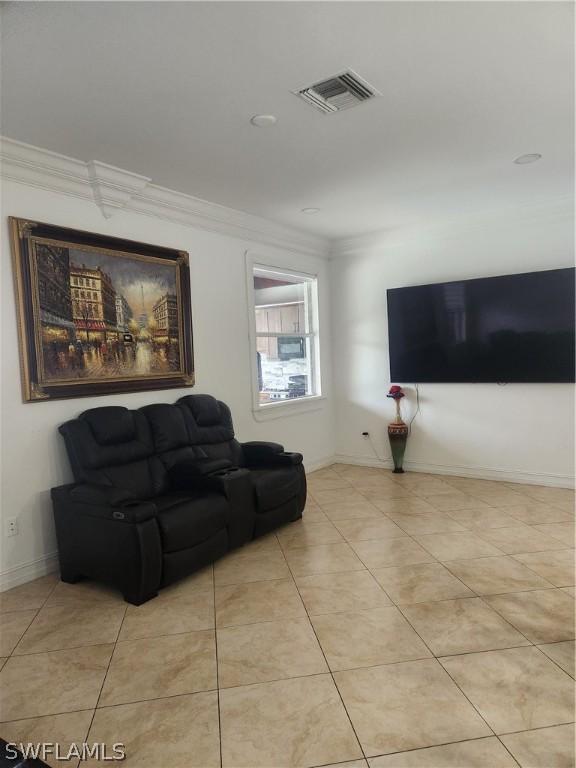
[178,395,244,465]
[59,406,166,498]
[141,403,206,470]
[59,397,245,496]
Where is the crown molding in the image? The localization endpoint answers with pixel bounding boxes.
[87,160,151,219]
[0,136,329,258]
[331,195,574,259]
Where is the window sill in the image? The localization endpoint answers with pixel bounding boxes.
[252,395,326,421]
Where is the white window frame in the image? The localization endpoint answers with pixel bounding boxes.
[246,252,323,419]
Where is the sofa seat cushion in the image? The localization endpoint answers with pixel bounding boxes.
[154,492,228,553]
[249,468,301,512]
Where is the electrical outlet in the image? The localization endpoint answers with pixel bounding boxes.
[361,431,370,437]
[6,518,18,537]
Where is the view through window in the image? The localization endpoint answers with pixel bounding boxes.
[253,267,320,405]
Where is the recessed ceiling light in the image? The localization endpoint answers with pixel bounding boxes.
[250,114,277,127]
[513,153,542,164]
[301,208,320,215]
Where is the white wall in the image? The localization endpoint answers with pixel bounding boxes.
[331,203,575,486]
[0,179,334,588]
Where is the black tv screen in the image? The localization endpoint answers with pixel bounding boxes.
[387,268,575,383]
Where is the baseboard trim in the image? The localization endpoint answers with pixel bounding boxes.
[333,453,575,488]
[332,454,391,470]
[304,455,338,473]
[0,552,59,592]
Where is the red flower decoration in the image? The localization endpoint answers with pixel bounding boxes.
[387,385,405,399]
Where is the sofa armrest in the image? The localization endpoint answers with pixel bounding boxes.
[52,484,157,524]
[69,484,136,506]
[241,441,283,466]
[51,484,162,605]
[168,458,234,491]
[254,452,304,468]
[241,442,303,468]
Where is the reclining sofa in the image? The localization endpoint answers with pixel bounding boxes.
[52,394,306,604]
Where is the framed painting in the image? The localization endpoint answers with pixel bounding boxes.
[10,217,195,402]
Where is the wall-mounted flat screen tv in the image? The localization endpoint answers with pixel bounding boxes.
[387,268,575,383]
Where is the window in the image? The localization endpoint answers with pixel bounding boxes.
[251,264,321,408]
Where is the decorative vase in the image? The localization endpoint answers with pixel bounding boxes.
[388,420,409,473]
[387,386,408,473]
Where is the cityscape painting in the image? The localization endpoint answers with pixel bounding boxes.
[10,218,194,401]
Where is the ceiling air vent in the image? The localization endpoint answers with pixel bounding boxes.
[295,70,378,114]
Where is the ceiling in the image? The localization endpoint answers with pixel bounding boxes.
[1,2,573,241]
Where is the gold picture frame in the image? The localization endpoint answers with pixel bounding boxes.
[10,217,195,402]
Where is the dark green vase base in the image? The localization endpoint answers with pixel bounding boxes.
[388,424,409,475]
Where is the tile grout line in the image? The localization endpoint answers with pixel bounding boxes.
[530,643,576,680]
[494,736,524,768]
[10,640,127,659]
[438,628,564,762]
[83,598,129,749]
[6,588,216,652]
[495,720,575,768]
[476,590,573,647]
[7,606,229,658]
[312,736,507,768]
[212,563,223,768]
[488,720,576,738]
[342,734,522,768]
[505,552,575,587]
[0,691,221,724]
[4,576,60,660]
[311,758,368,768]
[473,594,539,649]
[0,707,96,728]
[277,525,370,764]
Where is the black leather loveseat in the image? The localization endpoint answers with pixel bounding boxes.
[52,394,306,604]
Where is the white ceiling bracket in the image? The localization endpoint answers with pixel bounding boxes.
[87,160,151,219]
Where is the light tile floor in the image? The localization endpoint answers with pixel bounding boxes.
[0,467,574,767]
